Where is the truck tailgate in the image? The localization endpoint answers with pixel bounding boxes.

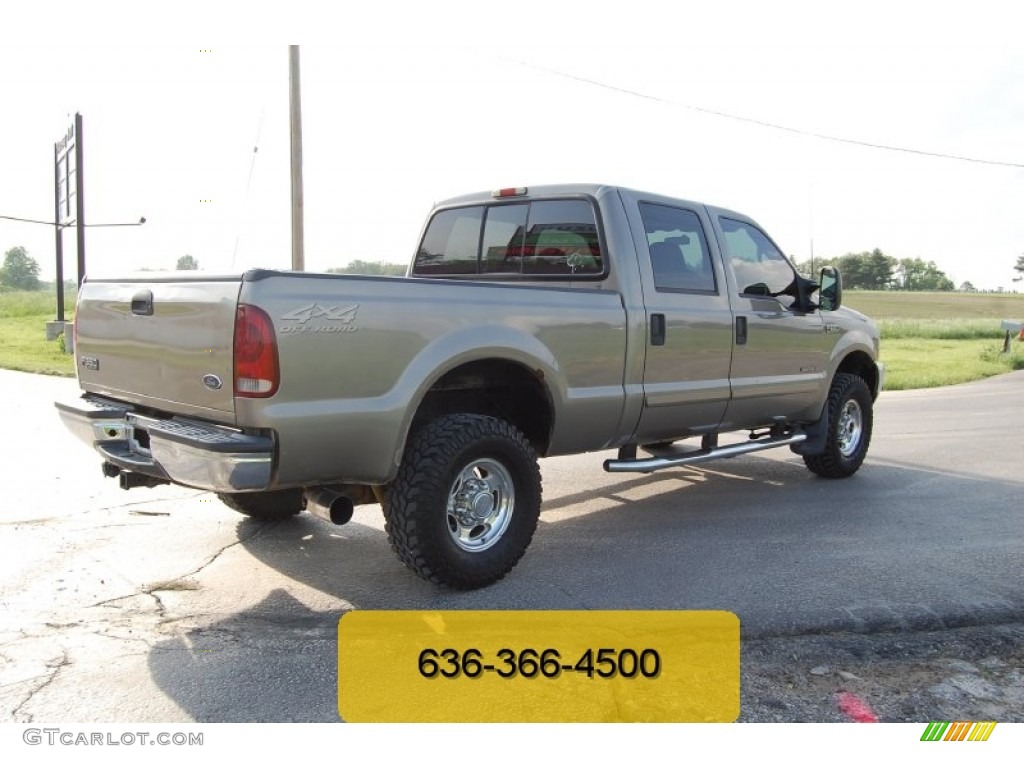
[73,277,242,422]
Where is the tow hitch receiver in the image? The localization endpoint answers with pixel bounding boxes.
[102,461,170,490]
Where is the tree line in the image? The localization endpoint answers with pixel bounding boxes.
[797,249,961,292]
[0,247,203,291]
[4,246,1024,292]
[327,260,407,276]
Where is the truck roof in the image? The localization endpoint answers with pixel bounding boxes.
[432,184,753,224]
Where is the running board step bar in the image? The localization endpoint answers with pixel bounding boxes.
[604,433,807,473]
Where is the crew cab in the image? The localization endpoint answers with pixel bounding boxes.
[57,184,883,589]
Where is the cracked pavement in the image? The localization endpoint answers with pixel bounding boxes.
[1,368,1022,722]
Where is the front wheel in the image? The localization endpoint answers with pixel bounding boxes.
[803,373,873,479]
[384,414,542,590]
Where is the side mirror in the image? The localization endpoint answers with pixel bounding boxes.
[819,266,842,311]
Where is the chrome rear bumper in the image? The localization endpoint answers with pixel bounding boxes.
[56,395,273,492]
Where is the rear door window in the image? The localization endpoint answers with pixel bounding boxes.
[639,202,716,293]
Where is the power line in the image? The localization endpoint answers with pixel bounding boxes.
[515,60,1024,170]
[0,214,145,227]
[0,214,56,226]
[231,109,265,269]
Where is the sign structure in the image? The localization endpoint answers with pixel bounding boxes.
[53,112,86,319]
[55,121,77,226]
[53,113,86,322]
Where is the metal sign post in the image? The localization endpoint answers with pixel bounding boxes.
[74,113,86,288]
[53,136,66,321]
[54,113,86,321]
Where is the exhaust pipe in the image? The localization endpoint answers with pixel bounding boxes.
[305,488,355,526]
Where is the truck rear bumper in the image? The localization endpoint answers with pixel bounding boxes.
[55,395,273,492]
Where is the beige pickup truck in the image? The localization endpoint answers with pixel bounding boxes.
[56,184,882,589]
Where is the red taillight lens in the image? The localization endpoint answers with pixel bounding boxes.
[492,187,528,198]
[234,305,279,398]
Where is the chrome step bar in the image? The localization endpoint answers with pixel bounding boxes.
[604,433,806,473]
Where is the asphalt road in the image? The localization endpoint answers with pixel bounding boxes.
[1,368,1021,722]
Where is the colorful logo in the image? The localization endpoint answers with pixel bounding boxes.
[921,721,996,742]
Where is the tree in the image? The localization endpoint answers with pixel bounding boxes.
[795,250,959,291]
[833,249,896,290]
[176,254,198,270]
[793,256,837,276]
[1014,254,1024,283]
[895,258,954,291]
[958,281,976,292]
[0,246,42,291]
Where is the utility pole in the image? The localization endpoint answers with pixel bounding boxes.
[289,45,305,271]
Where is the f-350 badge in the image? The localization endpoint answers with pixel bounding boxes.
[279,303,359,334]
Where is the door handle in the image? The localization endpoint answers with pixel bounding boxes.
[650,313,666,346]
[736,316,748,345]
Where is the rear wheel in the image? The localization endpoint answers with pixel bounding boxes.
[384,414,542,590]
[217,490,303,520]
[803,373,873,479]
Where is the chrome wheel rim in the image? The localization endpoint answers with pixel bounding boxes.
[446,458,515,552]
[838,399,863,458]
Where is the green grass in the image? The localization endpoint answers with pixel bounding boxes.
[0,289,67,318]
[0,314,75,376]
[843,290,1024,390]
[880,338,1024,390]
[0,289,76,376]
[845,290,1024,320]
[876,318,1003,340]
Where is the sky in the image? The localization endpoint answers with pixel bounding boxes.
[2,1,1023,290]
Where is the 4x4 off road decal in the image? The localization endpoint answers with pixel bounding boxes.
[280,303,359,335]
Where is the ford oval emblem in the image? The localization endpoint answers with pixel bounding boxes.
[202,374,223,391]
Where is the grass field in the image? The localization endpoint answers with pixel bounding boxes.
[844,290,1024,320]
[0,314,75,376]
[0,289,66,319]
[1,288,1022,387]
[0,289,75,376]
[880,338,1023,389]
[844,291,1024,389]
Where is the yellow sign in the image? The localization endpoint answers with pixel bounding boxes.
[338,610,739,722]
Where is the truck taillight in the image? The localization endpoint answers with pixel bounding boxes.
[234,305,279,398]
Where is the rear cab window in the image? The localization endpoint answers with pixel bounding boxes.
[414,198,605,280]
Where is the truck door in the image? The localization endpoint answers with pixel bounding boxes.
[632,201,734,442]
[712,214,831,429]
